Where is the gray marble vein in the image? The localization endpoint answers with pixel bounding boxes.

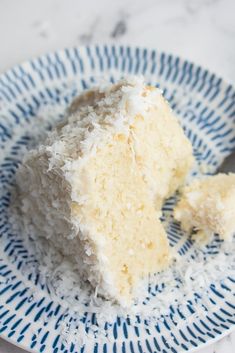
[110,11,129,39]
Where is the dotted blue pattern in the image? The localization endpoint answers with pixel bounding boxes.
[0,45,235,353]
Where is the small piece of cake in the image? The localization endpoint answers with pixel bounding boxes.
[174,173,235,242]
[16,77,193,305]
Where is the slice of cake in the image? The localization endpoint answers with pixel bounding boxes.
[174,173,235,242]
[16,77,193,305]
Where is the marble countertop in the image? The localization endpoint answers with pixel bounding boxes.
[0,0,234,352]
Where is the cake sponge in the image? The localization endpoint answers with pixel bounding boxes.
[17,77,193,305]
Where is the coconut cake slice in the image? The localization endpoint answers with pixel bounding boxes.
[17,77,193,305]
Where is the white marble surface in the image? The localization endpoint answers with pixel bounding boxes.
[0,0,234,352]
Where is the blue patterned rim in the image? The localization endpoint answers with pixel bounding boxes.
[0,45,234,353]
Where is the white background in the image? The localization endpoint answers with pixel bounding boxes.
[0,0,234,352]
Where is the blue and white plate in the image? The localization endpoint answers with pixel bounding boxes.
[0,45,235,353]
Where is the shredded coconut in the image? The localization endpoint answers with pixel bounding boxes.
[4,77,235,344]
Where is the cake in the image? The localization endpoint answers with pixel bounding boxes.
[174,173,235,242]
[16,77,193,305]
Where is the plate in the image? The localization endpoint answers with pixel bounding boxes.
[0,45,235,353]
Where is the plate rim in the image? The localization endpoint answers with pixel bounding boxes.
[1,43,234,90]
[1,320,235,353]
